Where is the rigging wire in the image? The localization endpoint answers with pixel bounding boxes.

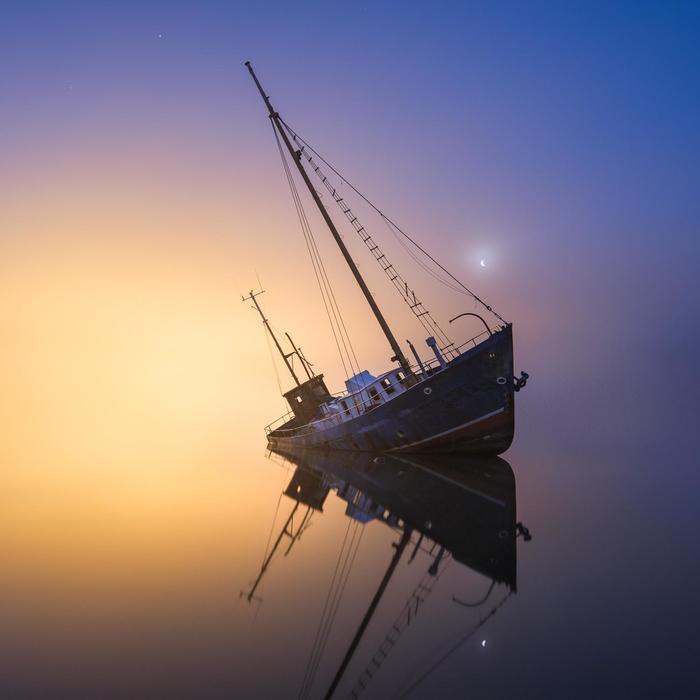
[260,491,284,566]
[262,316,284,396]
[271,120,361,379]
[288,134,455,354]
[299,519,354,699]
[381,216,470,296]
[396,591,513,698]
[304,523,364,699]
[280,118,507,326]
[249,464,296,605]
[309,523,365,690]
[301,151,455,351]
[294,177,362,378]
[301,523,364,699]
[272,120,350,378]
[348,550,452,699]
[299,520,365,700]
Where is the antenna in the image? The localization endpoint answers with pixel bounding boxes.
[285,331,314,380]
[243,288,301,387]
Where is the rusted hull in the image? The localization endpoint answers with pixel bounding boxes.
[267,325,516,456]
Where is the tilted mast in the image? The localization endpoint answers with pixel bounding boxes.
[240,500,304,604]
[324,528,412,699]
[243,288,301,386]
[244,61,413,377]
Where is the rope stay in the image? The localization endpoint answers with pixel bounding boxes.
[261,316,284,396]
[271,121,361,379]
[261,491,284,567]
[299,519,365,700]
[397,590,513,698]
[285,128,456,358]
[380,216,470,297]
[348,550,452,700]
[280,119,507,327]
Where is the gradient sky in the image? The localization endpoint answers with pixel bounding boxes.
[3,0,699,448]
[2,3,700,695]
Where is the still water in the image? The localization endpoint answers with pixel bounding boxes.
[3,401,698,699]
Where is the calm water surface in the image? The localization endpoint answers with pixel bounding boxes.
[3,397,698,699]
[3,3,700,696]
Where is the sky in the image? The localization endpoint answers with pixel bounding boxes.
[3,0,699,455]
[1,3,700,695]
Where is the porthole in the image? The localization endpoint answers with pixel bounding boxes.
[496,376,507,385]
[423,387,433,396]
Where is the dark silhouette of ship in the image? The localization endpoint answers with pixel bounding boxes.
[244,62,528,455]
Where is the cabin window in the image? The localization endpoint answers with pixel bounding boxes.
[368,387,381,403]
[340,400,349,415]
[396,370,407,385]
[295,396,303,404]
[380,377,395,395]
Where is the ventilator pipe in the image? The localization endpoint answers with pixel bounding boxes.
[407,339,427,378]
[425,336,446,369]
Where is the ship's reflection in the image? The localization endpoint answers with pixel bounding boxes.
[244,449,530,698]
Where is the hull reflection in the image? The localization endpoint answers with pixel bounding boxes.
[272,448,518,591]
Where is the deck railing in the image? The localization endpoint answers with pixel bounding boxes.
[263,327,497,436]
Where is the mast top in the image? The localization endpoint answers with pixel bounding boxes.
[244,61,413,376]
[243,288,301,387]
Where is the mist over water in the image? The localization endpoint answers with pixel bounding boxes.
[3,402,698,698]
[3,2,700,698]
[2,265,698,698]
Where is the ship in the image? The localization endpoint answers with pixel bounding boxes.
[243,62,529,455]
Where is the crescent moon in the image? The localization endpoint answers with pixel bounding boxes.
[480,259,486,268]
